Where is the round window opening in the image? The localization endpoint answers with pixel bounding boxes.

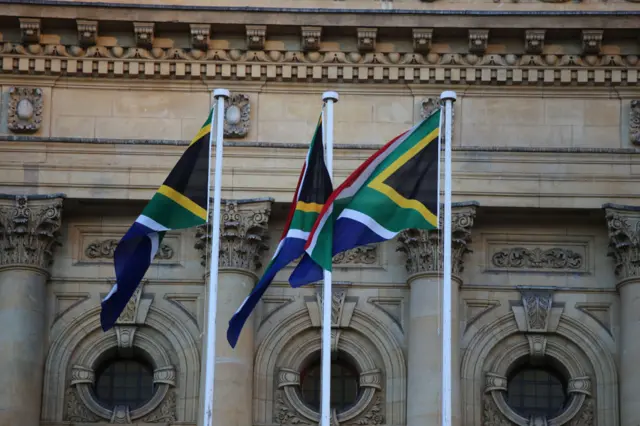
[94,354,155,410]
[506,358,569,419]
[300,352,360,412]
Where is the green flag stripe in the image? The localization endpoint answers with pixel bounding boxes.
[142,192,207,229]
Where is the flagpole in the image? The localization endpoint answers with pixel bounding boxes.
[321,90,338,426]
[440,90,456,426]
[201,88,230,426]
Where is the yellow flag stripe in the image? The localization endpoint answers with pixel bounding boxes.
[157,185,208,220]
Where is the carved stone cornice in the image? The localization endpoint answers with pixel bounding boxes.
[0,194,65,272]
[133,22,154,48]
[77,20,98,47]
[582,30,603,55]
[190,24,211,50]
[357,28,377,52]
[525,29,545,54]
[246,25,267,50]
[195,198,273,273]
[301,26,322,51]
[2,43,639,86]
[412,28,433,53]
[603,203,640,282]
[19,18,40,44]
[469,29,489,54]
[397,202,478,277]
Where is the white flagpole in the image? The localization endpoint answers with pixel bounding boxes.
[320,90,338,426]
[440,90,456,426]
[201,88,230,426]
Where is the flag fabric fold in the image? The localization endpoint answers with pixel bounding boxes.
[100,110,213,331]
[289,108,441,287]
[226,113,333,348]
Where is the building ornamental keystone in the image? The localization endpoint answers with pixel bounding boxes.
[397,201,478,278]
[195,198,273,274]
[603,203,640,283]
[0,194,65,272]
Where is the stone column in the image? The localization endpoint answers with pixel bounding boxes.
[195,198,272,426]
[397,202,477,426]
[604,204,640,426]
[0,194,64,426]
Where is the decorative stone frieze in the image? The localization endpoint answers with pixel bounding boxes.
[246,25,267,50]
[77,20,98,47]
[582,30,603,54]
[85,238,174,260]
[396,202,478,276]
[195,198,272,272]
[7,86,43,134]
[469,29,489,54]
[524,29,545,54]
[2,43,639,86]
[630,100,640,145]
[301,26,322,51]
[223,93,251,138]
[357,28,377,52]
[412,28,433,53]
[491,247,583,270]
[19,18,40,44]
[190,24,211,50]
[603,203,640,281]
[0,194,64,271]
[133,22,154,48]
[333,245,377,265]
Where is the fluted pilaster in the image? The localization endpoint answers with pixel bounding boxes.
[0,194,65,426]
[603,203,640,426]
[195,198,273,426]
[399,201,478,426]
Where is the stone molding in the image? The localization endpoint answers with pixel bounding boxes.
[2,42,639,86]
[0,194,65,272]
[7,86,43,134]
[397,201,478,277]
[603,203,640,283]
[195,198,273,273]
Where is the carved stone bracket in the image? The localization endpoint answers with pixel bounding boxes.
[133,22,154,48]
[0,194,64,271]
[582,30,603,55]
[8,86,43,134]
[524,29,545,54]
[190,24,211,50]
[301,26,322,51]
[397,202,478,276]
[19,18,41,44]
[247,25,267,50]
[412,28,433,53]
[630,100,640,145]
[223,93,251,138]
[77,20,98,47]
[512,289,564,333]
[469,29,489,54]
[603,203,640,282]
[85,238,174,260]
[195,198,272,272]
[357,28,377,52]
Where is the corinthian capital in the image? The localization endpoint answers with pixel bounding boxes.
[397,202,478,277]
[0,194,65,272]
[195,198,273,273]
[603,203,640,282]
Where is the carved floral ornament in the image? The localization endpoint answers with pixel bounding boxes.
[85,238,174,260]
[0,194,64,270]
[63,281,179,423]
[2,41,639,87]
[8,86,44,134]
[491,247,583,271]
[603,204,640,281]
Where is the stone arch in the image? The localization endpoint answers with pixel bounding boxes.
[41,297,200,423]
[253,293,406,426]
[461,308,618,426]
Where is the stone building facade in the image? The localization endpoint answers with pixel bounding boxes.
[0,1,639,426]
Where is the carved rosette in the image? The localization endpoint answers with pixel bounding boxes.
[223,93,251,138]
[195,199,272,273]
[630,100,640,145]
[603,204,640,282]
[8,86,43,134]
[0,194,64,271]
[397,202,478,277]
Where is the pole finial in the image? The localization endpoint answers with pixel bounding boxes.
[214,88,230,99]
[322,91,339,103]
[440,90,457,102]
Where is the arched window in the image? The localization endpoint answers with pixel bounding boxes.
[506,361,568,418]
[94,355,155,410]
[300,352,360,412]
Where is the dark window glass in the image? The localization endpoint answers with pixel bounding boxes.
[507,367,567,418]
[94,358,155,410]
[300,355,360,412]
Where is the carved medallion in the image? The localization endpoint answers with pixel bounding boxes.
[8,87,43,133]
[223,94,251,138]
